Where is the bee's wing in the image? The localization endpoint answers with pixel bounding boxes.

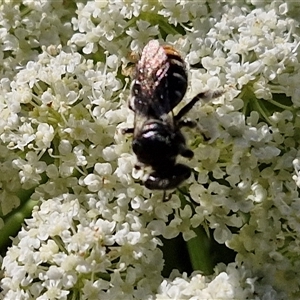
[131,40,172,118]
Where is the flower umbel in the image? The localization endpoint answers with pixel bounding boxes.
[1,1,300,299]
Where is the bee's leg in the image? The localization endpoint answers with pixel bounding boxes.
[180,147,194,158]
[162,191,173,202]
[174,92,207,121]
[179,117,211,141]
[174,90,224,121]
[122,127,134,134]
[162,190,167,202]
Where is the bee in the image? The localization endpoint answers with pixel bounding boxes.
[123,40,223,190]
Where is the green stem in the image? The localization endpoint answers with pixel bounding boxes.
[177,189,214,274]
[0,199,39,251]
[186,225,214,275]
[252,97,273,125]
[240,89,249,116]
[157,17,181,36]
[266,97,293,111]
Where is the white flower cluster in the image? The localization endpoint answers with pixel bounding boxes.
[1,0,300,299]
[156,263,256,299]
[2,196,164,299]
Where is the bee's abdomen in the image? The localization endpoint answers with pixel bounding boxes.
[165,50,188,111]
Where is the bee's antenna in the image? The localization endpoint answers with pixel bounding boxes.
[162,190,166,201]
